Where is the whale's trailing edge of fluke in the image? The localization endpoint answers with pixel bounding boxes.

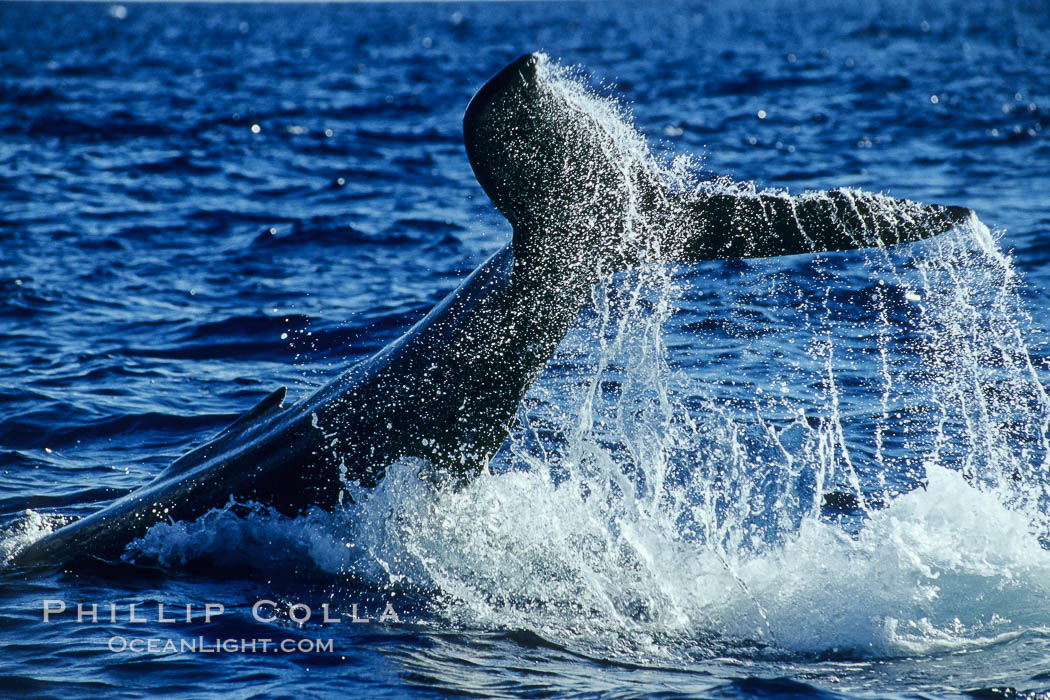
[7,52,972,570]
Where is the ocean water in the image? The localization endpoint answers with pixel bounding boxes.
[2,1,1050,697]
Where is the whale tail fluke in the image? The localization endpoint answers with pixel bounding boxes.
[463,53,667,275]
[464,52,972,270]
[666,188,973,262]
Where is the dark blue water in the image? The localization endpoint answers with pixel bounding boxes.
[3,1,1050,697]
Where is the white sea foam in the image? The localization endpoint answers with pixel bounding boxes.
[343,457,1050,659]
[126,502,358,574]
[0,509,67,564]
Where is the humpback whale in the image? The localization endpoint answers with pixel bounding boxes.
[8,53,971,569]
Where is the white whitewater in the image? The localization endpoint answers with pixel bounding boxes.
[343,57,1050,661]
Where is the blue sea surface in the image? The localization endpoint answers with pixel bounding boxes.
[2,1,1050,697]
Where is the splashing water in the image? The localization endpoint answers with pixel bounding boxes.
[327,57,1050,661]
[89,54,1050,663]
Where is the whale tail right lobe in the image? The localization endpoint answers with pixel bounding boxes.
[464,53,972,272]
[665,187,973,262]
